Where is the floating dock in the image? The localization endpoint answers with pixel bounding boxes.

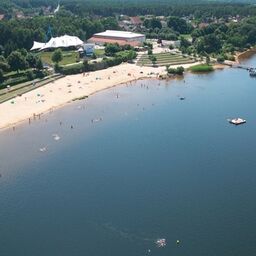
[228,118,246,125]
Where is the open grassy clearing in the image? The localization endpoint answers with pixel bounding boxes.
[38,49,106,66]
[38,51,79,66]
[179,34,192,40]
[137,52,195,66]
[95,49,105,56]
[3,69,32,79]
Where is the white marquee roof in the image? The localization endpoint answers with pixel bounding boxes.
[30,35,83,51]
[30,41,46,51]
[94,30,144,39]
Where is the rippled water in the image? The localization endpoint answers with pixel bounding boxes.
[0,57,256,256]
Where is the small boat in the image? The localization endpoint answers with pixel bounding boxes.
[155,238,166,248]
[92,117,103,123]
[179,97,186,100]
[39,147,47,152]
[249,68,256,77]
[52,134,60,141]
[228,118,246,125]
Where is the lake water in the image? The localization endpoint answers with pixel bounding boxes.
[1,57,256,256]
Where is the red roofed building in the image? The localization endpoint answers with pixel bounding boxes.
[88,37,141,47]
[130,16,142,25]
[88,30,145,46]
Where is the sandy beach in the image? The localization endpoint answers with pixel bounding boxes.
[236,48,256,62]
[0,63,168,130]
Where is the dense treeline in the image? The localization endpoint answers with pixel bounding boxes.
[1,1,256,60]
[0,12,118,57]
[2,0,256,18]
[0,9,119,85]
[49,1,256,18]
[178,16,256,60]
[143,16,193,40]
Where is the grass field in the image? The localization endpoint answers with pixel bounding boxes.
[3,69,32,79]
[38,51,79,66]
[190,64,213,72]
[95,49,105,57]
[137,52,195,67]
[179,34,192,41]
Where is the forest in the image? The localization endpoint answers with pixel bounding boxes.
[1,0,256,85]
[1,0,256,17]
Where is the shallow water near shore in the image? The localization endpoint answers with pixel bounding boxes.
[1,56,256,256]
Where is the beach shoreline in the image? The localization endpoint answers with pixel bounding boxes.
[236,48,256,63]
[0,63,167,131]
[0,60,222,131]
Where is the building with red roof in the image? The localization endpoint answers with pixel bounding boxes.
[88,30,145,46]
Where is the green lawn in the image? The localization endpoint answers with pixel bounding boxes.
[137,52,195,66]
[38,51,80,66]
[95,49,105,57]
[3,69,31,79]
[179,34,192,41]
[190,64,214,72]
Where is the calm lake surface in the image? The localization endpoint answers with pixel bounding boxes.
[1,57,256,256]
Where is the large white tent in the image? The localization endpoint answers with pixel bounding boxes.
[30,35,83,51]
[30,41,46,51]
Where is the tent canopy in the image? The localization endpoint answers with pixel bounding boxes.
[30,35,83,51]
[30,41,46,51]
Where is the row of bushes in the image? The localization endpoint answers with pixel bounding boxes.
[0,70,48,89]
[58,51,137,76]
[167,66,185,75]
[217,54,236,63]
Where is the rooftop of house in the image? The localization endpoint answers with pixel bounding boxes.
[130,16,142,25]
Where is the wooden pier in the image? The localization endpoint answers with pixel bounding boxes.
[223,62,256,76]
